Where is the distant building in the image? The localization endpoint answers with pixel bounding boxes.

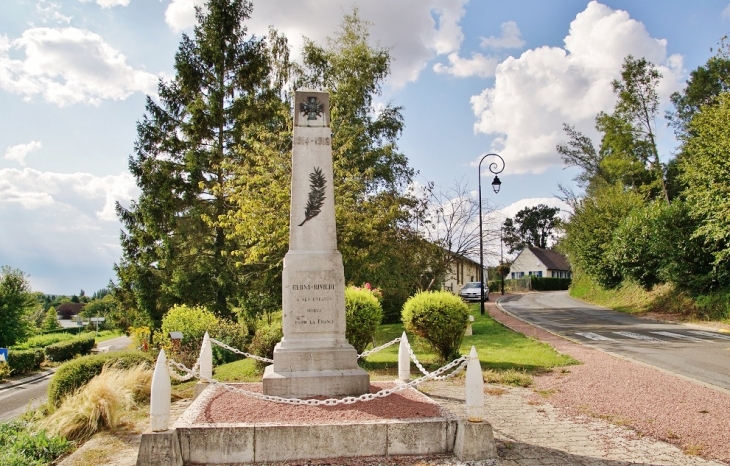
[509,247,571,279]
[443,252,484,294]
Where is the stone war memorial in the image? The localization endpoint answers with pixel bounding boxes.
[136,90,497,466]
[262,89,370,398]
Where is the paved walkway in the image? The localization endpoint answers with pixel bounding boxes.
[423,378,723,466]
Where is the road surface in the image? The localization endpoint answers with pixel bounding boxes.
[499,291,730,391]
[0,335,132,421]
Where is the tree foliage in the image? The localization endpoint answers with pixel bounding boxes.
[502,204,561,255]
[115,0,283,325]
[680,92,730,267]
[0,266,37,347]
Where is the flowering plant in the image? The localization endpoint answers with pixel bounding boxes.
[356,282,383,303]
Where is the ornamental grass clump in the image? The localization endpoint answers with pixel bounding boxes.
[345,285,383,354]
[41,363,152,442]
[402,291,470,362]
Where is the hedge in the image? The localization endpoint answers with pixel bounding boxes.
[7,349,45,376]
[47,350,154,407]
[12,332,77,350]
[530,277,572,291]
[44,334,96,362]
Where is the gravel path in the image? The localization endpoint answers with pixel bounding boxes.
[489,294,730,465]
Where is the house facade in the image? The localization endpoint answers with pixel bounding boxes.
[509,247,572,279]
[443,253,483,294]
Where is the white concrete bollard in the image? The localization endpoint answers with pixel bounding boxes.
[398,332,410,382]
[465,314,474,336]
[465,346,484,422]
[150,349,171,432]
[199,331,213,380]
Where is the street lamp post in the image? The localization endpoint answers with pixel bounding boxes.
[478,153,505,315]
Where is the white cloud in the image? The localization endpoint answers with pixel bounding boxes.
[4,141,43,166]
[480,21,525,50]
[723,4,730,20]
[433,52,499,78]
[36,1,72,24]
[0,27,159,106]
[0,168,138,221]
[470,1,685,175]
[0,169,137,293]
[164,0,468,89]
[79,0,131,8]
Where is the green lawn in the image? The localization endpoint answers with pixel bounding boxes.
[205,303,577,389]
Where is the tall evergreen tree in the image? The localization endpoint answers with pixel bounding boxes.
[115,0,282,324]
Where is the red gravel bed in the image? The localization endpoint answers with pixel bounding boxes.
[194,382,444,425]
[490,294,730,465]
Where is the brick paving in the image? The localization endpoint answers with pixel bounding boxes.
[423,378,724,465]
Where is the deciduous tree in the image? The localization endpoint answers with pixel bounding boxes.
[502,204,561,255]
[0,266,37,347]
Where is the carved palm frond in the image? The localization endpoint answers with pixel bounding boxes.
[298,166,326,227]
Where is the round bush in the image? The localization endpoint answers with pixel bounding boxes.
[155,305,219,367]
[401,291,470,362]
[47,350,153,407]
[345,286,383,354]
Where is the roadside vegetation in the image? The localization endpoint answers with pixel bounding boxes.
[557,45,730,323]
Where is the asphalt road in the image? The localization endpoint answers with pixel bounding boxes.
[499,291,730,391]
[0,335,132,421]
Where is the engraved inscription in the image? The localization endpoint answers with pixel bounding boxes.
[289,270,338,333]
[293,136,331,146]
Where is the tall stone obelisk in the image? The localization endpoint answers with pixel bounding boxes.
[262,90,370,398]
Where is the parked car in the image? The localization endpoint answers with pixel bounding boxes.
[458,282,488,302]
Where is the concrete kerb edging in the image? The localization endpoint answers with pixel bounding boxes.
[493,295,730,397]
[0,368,55,391]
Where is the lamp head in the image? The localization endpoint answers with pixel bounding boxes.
[491,175,502,194]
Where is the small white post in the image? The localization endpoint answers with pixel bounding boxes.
[150,349,171,432]
[398,331,410,382]
[200,331,213,380]
[465,346,484,422]
[465,314,474,336]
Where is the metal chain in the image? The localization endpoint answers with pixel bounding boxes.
[166,355,467,406]
[210,338,273,363]
[357,337,401,359]
[168,358,200,381]
[404,339,463,381]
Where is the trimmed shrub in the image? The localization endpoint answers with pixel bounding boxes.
[530,277,572,291]
[401,291,469,362]
[345,286,383,354]
[154,305,219,367]
[248,313,282,370]
[47,350,153,407]
[12,332,75,350]
[44,334,96,362]
[7,349,44,376]
[0,361,10,381]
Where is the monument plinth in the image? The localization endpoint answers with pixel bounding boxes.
[262,90,370,398]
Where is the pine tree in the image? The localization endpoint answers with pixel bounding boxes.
[115,0,283,324]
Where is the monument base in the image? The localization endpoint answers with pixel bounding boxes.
[262,365,370,398]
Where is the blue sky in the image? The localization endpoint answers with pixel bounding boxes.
[1,0,729,294]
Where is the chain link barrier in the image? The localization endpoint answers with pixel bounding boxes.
[165,333,468,402]
[210,338,273,363]
[167,354,467,406]
[356,336,401,359]
[168,358,200,381]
